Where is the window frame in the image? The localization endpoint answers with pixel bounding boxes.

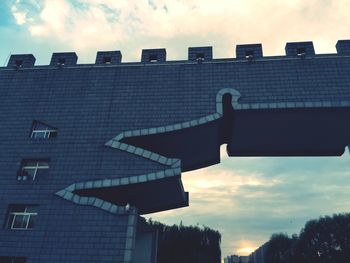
[245,50,255,59]
[196,53,205,62]
[30,121,58,139]
[103,56,112,64]
[297,47,306,56]
[149,54,158,63]
[7,205,38,230]
[18,159,50,181]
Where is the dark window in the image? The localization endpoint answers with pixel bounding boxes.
[245,50,254,59]
[103,56,111,64]
[6,205,38,230]
[196,53,205,61]
[0,257,26,263]
[57,58,65,66]
[30,121,58,139]
[149,55,158,62]
[297,47,306,56]
[17,159,49,181]
[15,60,23,68]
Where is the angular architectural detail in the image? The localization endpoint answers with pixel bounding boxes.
[95,51,122,65]
[7,54,36,69]
[1,40,350,262]
[141,48,166,63]
[336,39,350,55]
[285,41,315,57]
[188,46,213,62]
[236,44,263,60]
[50,52,78,66]
[30,120,58,139]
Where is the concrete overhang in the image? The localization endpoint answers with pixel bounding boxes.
[74,176,188,214]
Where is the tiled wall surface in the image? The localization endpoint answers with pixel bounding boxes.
[1,41,350,262]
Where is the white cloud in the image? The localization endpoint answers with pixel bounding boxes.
[9,0,350,63]
[147,153,350,256]
[11,5,27,25]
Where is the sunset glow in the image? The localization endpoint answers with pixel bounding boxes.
[237,247,256,256]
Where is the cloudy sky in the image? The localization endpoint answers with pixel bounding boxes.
[1,0,350,258]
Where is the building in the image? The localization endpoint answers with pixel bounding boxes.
[1,40,350,262]
[239,256,250,263]
[249,242,268,263]
[224,255,240,263]
[224,255,248,263]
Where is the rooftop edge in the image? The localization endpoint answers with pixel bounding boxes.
[2,40,350,69]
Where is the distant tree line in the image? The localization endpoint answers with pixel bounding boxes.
[263,213,350,263]
[145,218,221,263]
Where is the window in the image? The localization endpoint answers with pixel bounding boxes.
[196,53,205,62]
[149,54,158,63]
[245,50,254,59]
[103,56,112,64]
[17,159,49,181]
[297,47,306,56]
[30,121,58,139]
[15,60,23,68]
[0,257,26,263]
[57,58,65,66]
[6,205,38,230]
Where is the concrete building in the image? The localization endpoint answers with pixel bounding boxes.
[249,242,268,263]
[224,255,249,263]
[1,40,350,262]
[239,256,250,263]
[224,255,240,263]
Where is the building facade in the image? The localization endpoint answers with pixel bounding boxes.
[224,255,249,263]
[249,242,268,263]
[224,255,240,263]
[1,40,350,262]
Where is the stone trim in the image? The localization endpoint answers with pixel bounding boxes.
[216,88,241,114]
[55,187,137,215]
[56,87,350,214]
[216,88,350,110]
[123,213,138,263]
[233,100,350,110]
[55,89,239,213]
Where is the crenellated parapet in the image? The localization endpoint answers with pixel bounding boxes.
[336,40,350,55]
[3,40,350,69]
[285,41,315,57]
[95,51,122,65]
[6,54,36,68]
[3,38,350,263]
[49,52,78,66]
[236,44,263,59]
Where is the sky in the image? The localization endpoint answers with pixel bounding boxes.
[1,0,350,259]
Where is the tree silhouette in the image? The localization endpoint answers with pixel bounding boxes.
[264,233,296,263]
[263,213,350,263]
[296,213,350,263]
[145,218,221,263]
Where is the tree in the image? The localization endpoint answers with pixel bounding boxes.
[264,233,295,263]
[263,213,350,263]
[145,218,221,263]
[296,213,350,263]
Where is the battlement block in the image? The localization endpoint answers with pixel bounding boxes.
[50,52,78,66]
[336,40,350,55]
[141,49,166,63]
[236,44,263,60]
[7,54,36,68]
[285,41,315,57]
[188,47,213,62]
[95,51,122,65]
